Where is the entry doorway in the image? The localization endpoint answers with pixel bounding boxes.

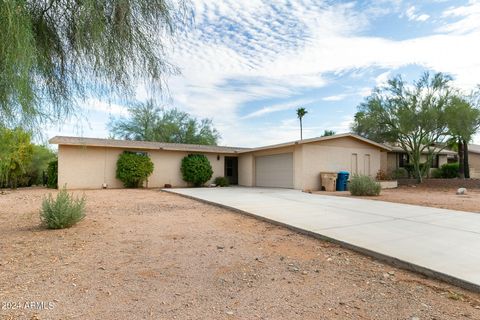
[224,157,238,185]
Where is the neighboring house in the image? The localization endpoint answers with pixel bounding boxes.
[49,133,390,190]
[380,144,456,176]
[468,144,480,179]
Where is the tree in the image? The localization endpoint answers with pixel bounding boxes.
[109,100,220,145]
[0,127,34,188]
[296,107,308,140]
[0,0,183,129]
[322,130,336,137]
[445,95,480,178]
[352,72,452,183]
[27,145,57,186]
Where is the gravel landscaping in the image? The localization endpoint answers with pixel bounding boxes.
[1,188,480,319]
[318,185,480,213]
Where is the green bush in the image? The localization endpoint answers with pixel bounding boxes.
[214,176,230,187]
[349,175,381,196]
[392,168,408,179]
[439,162,459,179]
[431,168,443,179]
[46,160,58,189]
[40,187,86,229]
[116,152,154,188]
[181,154,213,187]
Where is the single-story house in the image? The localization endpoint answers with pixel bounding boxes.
[49,133,391,190]
[468,144,480,179]
[381,144,457,176]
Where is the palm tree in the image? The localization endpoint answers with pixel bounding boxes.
[296,107,308,140]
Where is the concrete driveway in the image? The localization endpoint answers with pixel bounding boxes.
[167,187,480,292]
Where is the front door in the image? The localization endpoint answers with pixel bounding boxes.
[224,157,238,185]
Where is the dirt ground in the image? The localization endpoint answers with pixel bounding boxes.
[318,185,480,213]
[1,188,480,320]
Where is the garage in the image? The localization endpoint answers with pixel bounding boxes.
[255,153,293,188]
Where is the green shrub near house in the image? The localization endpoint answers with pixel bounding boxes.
[349,175,381,196]
[116,151,154,188]
[181,154,213,187]
[392,168,408,179]
[214,176,230,187]
[40,187,86,229]
[439,162,459,179]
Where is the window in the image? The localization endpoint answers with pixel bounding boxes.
[431,155,440,168]
[398,153,409,167]
[125,151,148,156]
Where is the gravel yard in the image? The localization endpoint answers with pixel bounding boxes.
[1,188,480,319]
[317,185,480,213]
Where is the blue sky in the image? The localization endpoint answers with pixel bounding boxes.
[47,0,480,147]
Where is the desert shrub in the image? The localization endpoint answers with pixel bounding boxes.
[181,154,213,187]
[431,168,442,179]
[116,151,154,188]
[392,168,408,179]
[214,176,230,187]
[40,187,86,229]
[349,175,381,196]
[46,160,58,189]
[439,162,459,179]
[375,169,390,181]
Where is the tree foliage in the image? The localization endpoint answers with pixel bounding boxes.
[352,72,453,182]
[296,107,308,140]
[0,127,34,188]
[46,159,58,189]
[116,151,154,188]
[0,0,184,129]
[109,100,220,145]
[181,154,213,187]
[321,130,336,137]
[445,94,480,178]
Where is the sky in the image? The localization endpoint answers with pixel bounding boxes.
[47,0,480,147]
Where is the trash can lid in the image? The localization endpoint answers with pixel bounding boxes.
[338,171,349,174]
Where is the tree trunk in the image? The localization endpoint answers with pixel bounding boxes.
[458,139,465,179]
[300,119,303,140]
[464,140,470,178]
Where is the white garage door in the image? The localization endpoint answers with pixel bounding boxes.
[255,153,294,188]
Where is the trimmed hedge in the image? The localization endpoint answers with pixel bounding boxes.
[181,154,213,187]
[349,175,381,196]
[116,152,154,188]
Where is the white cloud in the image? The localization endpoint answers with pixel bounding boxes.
[242,99,315,119]
[322,94,347,101]
[405,6,430,22]
[439,1,480,34]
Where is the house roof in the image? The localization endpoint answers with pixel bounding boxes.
[469,144,480,154]
[49,136,250,154]
[240,133,392,153]
[385,144,457,155]
[49,133,391,154]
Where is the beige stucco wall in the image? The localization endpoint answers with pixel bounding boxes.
[58,145,228,189]
[237,136,384,191]
[469,152,480,179]
[300,137,383,190]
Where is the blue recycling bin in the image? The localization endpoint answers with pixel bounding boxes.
[336,171,350,191]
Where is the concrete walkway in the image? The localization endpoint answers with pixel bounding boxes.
[166,187,480,292]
